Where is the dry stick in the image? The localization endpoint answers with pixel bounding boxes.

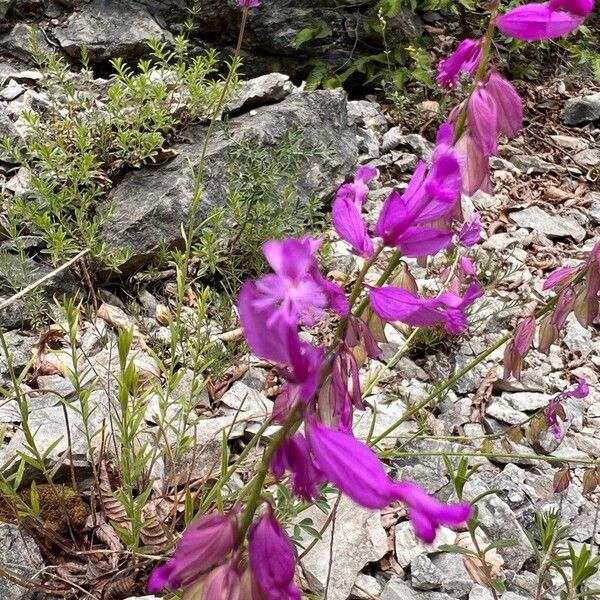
[0,249,89,313]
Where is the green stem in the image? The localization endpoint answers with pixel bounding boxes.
[354,249,402,319]
[453,10,498,143]
[368,282,570,447]
[331,244,384,347]
[237,409,301,542]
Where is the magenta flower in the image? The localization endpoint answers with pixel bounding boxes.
[182,561,241,600]
[238,281,324,401]
[393,481,472,543]
[503,316,536,380]
[545,378,589,439]
[496,2,588,40]
[550,287,577,329]
[148,511,239,593]
[255,238,329,327]
[543,266,579,290]
[468,86,498,156]
[248,505,301,600]
[369,282,482,334]
[437,38,484,89]
[332,166,379,257]
[375,126,462,254]
[306,421,471,542]
[272,433,323,501]
[484,70,524,138]
[458,214,481,247]
[548,0,594,14]
[238,0,261,6]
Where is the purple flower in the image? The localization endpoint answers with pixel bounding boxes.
[548,0,594,15]
[545,378,589,439]
[550,287,577,329]
[543,266,579,290]
[458,214,481,247]
[437,38,484,89]
[272,433,323,501]
[503,316,536,380]
[484,70,524,138]
[306,422,471,542]
[238,281,324,401]
[375,126,462,252]
[496,2,586,40]
[255,238,329,327]
[332,167,378,257]
[148,511,239,593]
[238,0,261,7]
[468,86,498,155]
[183,561,242,600]
[537,314,559,354]
[369,282,482,335]
[248,505,301,600]
[393,481,472,544]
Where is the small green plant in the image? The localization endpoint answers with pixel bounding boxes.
[189,125,328,312]
[0,27,237,277]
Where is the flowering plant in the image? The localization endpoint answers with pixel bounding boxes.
[149,0,597,597]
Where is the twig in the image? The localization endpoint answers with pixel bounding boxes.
[0,249,89,312]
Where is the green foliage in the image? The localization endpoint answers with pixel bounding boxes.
[189,125,328,315]
[0,28,237,277]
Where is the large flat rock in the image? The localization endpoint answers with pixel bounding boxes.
[100,89,359,275]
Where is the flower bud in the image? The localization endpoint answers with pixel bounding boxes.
[248,505,301,600]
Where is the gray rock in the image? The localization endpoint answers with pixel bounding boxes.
[0,0,13,19]
[0,331,35,376]
[589,196,600,226]
[100,89,359,274]
[395,521,456,568]
[462,477,533,570]
[219,380,271,421]
[575,148,600,169]
[0,24,52,62]
[470,584,495,600]
[300,496,387,600]
[223,73,294,114]
[564,315,594,357]
[561,93,600,126]
[381,578,420,600]
[501,593,530,600]
[486,397,528,425]
[1,79,24,101]
[54,0,173,61]
[510,206,586,242]
[509,154,556,174]
[0,105,24,161]
[504,391,549,412]
[351,573,383,599]
[411,554,442,590]
[549,134,588,152]
[0,524,43,600]
[430,553,473,597]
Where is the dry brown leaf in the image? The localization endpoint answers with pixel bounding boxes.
[456,531,504,585]
[216,327,245,343]
[139,498,173,549]
[98,460,130,530]
[155,303,170,326]
[97,303,147,350]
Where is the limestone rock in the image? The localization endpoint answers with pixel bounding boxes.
[300,496,387,600]
[54,0,173,61]
[100,89,359,275]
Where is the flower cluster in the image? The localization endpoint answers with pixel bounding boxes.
[149,506,302,599]
[148,0,597,597]
[505,241,600,379]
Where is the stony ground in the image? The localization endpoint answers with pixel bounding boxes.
[1,2,600,600]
